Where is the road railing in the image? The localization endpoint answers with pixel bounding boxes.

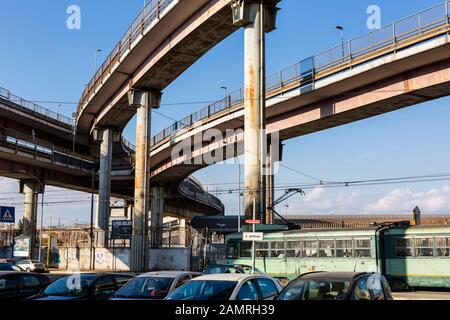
[0,86,74,126]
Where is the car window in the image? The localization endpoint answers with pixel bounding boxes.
[93,276,116,297]
[237,280,259,300]
[367,275,385,300]
[0,276,18,297]
[166,281,237,300]
[114,277,174,299]
[256,278,278,299]
[352,277,371,300]
[20,275,41,287]
[175,275,191,288]
[115,275,132,289]
[278,279,350,300]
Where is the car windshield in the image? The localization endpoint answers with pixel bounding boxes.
[44,275,96,297]
[166,280,237,300]
[114,276,174,299]
[30,260,41,264]
[278,278,351,300]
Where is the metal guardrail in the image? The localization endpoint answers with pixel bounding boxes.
[148,0,450,148]
[0,86,75,126]
[0,126,94,172]
[78,0,176,114]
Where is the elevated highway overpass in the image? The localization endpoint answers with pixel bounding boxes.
[0,86,224,259]
[69,0,450,271]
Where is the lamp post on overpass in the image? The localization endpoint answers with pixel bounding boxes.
[19,170,45,262]
[93,49,102,75]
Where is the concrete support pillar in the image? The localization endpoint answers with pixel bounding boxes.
[129,89,161,272]
[22,181,38,258]
[179,219,188,247]
[265,140,275,225]
[232,0,279,221]
[97,128,113,246]
[242,2,265,221]
[150,186,164,247]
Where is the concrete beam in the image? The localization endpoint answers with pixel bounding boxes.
[21,181,38,259]
[150,186,164,247]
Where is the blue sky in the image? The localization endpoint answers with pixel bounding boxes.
[1,0,450,225]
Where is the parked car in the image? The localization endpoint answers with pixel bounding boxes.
[0,271,52,300]
[276,272,393,300]
[17,260,46,273]
[28,273,134,300]
[165,274,283,300]
[111,271,202,300]
[204,264,264,275]
[0,263,24,272]
[0,259,16,264]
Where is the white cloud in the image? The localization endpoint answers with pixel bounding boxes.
[366,185,450,213]
[286,187,360,214]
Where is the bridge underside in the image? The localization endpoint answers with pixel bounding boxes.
[148,57,450,180]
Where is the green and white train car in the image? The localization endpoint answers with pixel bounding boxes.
[225,224,450,288]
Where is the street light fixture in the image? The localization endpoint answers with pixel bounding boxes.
[336,25,345,59]
[19,170,45,262]
[93,49,102,75]
[220,86,230,108]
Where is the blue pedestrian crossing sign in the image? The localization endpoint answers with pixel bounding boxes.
[0,207,15,223]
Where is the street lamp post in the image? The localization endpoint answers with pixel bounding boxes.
[336,25,345,60]
[220,86,230,109]
[236,155,241,233]
[19,170,45,262]
[93,49,102,76]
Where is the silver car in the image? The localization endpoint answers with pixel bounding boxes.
[17,260,46,273]
[111,271,202,300]
[165,273,284,300]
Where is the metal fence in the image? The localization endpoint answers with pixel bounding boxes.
[0,86,74,126]
[148,0,450,148]
[0,126,94,172]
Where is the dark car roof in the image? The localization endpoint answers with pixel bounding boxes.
[298,272,371,280]
[0,271,48,277]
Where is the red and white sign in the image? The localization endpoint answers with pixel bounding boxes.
[245,219,261,224]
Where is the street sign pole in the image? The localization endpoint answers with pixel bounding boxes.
[252,198,256,274]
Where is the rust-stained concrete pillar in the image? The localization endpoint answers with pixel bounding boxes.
[129,89,161,272]
[232,0,279,221]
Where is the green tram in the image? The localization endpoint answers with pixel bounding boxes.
[225,224,450,288]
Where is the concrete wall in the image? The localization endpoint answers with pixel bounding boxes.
[56,247,191,272]
[148,248,192,271]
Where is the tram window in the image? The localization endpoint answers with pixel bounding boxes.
[270,242,285,258]
[240,242,252,258]
[319,240,335,258]
[302,240,318,258]
[286,241,302,258]
[255,242,269,258]
[395,238,413,257]
[227,244,238,259]
[336,240,352,258]
[414,238,434,257]
[354,238,372,258]
[435,237,450,257]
